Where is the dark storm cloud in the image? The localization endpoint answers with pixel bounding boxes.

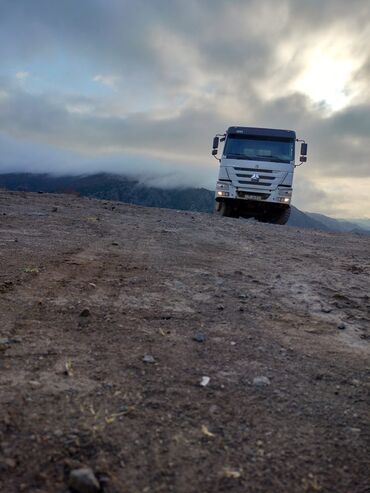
[1,0,367,68]
[1,0,369,101]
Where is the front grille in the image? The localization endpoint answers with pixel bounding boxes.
[233,166,279,188]
[234,167,273,173]
[238,180,272,186]
[236,174,272,180]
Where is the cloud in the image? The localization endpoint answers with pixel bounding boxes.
[93,74,120,89]
[0,131,217,189]
[1,79,368,178]
[15,71,30,80]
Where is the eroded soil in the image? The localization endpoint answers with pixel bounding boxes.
[0,191,369,493]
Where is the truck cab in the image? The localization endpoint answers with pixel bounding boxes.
[212,126,307,224]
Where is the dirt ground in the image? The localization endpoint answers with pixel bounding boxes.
[0,191,369,493]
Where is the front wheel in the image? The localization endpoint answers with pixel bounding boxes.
[216,201,238,218]
[268,206,291,225]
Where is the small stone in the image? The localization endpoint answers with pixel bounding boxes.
[337,322,347,330]
[230,341,236,346]
[193,332,206,343]
[143,354,155,364]
[253,376,271,387]
[79,308,90,317]
[349,427,361,433]
[68,467,100,493]
[0,337,21,346]
[217,304,224,310]
[29,380,41,387]
[239,294,248,299]
[200,376,210,387]
[111,241,119,246]
[52,206,58,212]
[321,306,332,313]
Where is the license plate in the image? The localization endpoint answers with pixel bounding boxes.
[245,195,262,200]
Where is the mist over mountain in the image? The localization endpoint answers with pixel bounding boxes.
[0,172,368,235]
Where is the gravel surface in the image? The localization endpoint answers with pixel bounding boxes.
[0,191,369,493]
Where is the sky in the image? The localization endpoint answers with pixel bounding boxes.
[0,0,369,218]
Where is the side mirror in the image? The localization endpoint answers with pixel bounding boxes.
[300,143,308,155]
[212,149,218,156]
[212,136,219,149]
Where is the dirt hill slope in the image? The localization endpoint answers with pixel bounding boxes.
[0,191,369,493]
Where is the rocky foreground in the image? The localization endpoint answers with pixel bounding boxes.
[0,191,369,493]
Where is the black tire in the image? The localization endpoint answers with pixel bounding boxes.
[269,206,291,225]
[218,201,237,218]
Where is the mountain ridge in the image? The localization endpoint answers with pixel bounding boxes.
[0,172,368,235]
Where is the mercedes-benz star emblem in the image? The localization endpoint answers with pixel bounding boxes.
[251,173,260,183]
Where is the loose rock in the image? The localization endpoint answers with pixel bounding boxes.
[68,467,100,493]
[0,337,21,346]
[0,338,21,353]
[253,376,271,387]
[337,322,347,330]
[143,354,155,364]
[193,332,206,343]
[200,376,210,387]
[321,306,332,313]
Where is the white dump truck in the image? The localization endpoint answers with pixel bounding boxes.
[212,126,307,224]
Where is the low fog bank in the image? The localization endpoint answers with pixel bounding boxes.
[0,132,218,190]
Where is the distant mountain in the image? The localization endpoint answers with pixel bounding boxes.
[287,208,331,231]
[0,172,214,213]
[337,218,370,231]
[0,172,369,235]
[305,212,369,234]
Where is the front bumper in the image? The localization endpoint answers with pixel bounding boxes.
[215,181,292,204]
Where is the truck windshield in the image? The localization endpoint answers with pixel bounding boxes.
[224,134,294,163]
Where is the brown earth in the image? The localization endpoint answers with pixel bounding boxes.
[0,190,369,493]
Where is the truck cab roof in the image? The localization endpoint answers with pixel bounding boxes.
[227,126,296,140]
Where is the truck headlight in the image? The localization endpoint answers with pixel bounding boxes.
[278,196,290,203]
